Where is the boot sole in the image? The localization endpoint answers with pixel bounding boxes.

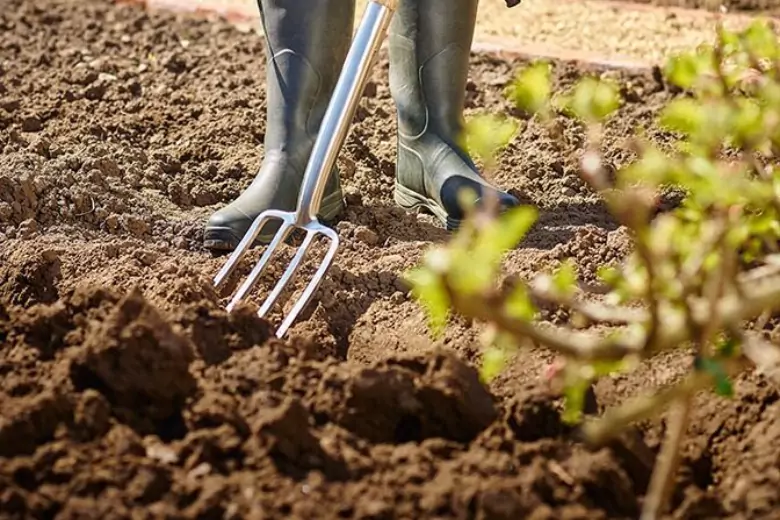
[204,191,345,252]
[394,183,460,231]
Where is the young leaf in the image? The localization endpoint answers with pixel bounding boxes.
[507,61,553,114]
[404,261,450,335]
[464,114,519,166]
[566,76,621,123]
[481,346,508,383]
[562,378,591,424]
[695,358,734,398]
[659,97,705,136]
[505,284,536,320]
[552,258,578,298]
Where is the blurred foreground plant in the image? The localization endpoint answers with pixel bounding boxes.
[406,18,780,520]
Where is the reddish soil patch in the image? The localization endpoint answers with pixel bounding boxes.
[1,0,778,518]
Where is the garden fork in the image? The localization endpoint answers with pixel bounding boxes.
[213,0,398,338]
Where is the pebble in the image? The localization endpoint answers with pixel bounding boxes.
[21,115,42,133]
[18,219,38,238]
[353,226,379,246]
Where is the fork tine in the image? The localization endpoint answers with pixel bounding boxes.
[214,211,280,290]
[257,229,317,319]
[226,220,293,312]
[274,229,340,338]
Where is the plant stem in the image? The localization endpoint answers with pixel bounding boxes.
[640,394,693,520]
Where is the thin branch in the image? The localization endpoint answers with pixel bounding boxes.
[739,331,780,388]
[581,369,709,445]
[640,395,693,520]
[528,278,647,325]
[446,272,780,362]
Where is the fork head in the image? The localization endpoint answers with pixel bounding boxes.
[213,209,340,339]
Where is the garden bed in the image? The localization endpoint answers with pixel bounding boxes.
[1,0,778,518]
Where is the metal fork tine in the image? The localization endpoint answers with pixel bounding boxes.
[274,230,340,338]
[257,229,317,318]
[214,210,284,290]
[226,220,293,312]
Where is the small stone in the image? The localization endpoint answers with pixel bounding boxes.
[134,250,158,266]
[18,219,38,238]
[1,98,20,112]
[105,214,119,231]
[21,115,42,132]
[29,136,51,157]
[122,215,150,236]
[344,187,363,206]
[353,226,379,246]
[0,202,12,220]
[562,187,577,197]
[390,291,405,304]
[363,81,378,98]
[145,443,178,465]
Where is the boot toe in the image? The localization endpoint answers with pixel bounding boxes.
[204,208,254,252]
[495,189,521,212]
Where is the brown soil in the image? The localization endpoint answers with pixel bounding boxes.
[0,0,778,518]
[614,0,780,15]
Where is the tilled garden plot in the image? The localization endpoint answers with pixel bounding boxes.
[1,0,780,518]
[611,0,780,15]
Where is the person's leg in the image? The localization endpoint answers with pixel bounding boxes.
[388,0,519,229]
[204,0,355,251]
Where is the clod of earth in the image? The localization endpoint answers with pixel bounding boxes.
[1,0,779,518]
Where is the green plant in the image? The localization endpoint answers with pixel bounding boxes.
[406,18,780,520]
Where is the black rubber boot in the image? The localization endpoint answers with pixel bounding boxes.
[388,0,520,229]
[204,0,354,251]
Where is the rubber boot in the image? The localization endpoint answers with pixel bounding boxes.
[204,0,355,251]
[389,0,520,229]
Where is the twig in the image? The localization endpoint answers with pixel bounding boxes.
[446,272,780,362]
[739,331,780,388]
[529,278,647,325]
[640,394,693,520]
[581,369,710,445]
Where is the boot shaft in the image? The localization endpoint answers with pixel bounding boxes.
[388,0,479,144]
[257,0,355,165]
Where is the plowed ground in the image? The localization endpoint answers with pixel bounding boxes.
[1,0,779,519]
[615,0,780,15]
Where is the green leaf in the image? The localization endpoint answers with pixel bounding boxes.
[596,265,620,285]
[474,205,538,258]
[716,337,739,358]
[659,97,705,135]
[665,53,700,89]
[741,19,780,60]
[552,259,577,297]
[562,378,590,424]
[404,262,450,336]
[566,77,621,123]
[696,358,734,398]
[505,284,536,320]
[464,114,519,165]
[480,347,508,383]
[448,206,537,296]
[664,49,714,91]
[507,61,552,114]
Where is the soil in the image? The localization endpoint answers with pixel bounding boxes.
[615,0,780,15]
[1,0,779,519]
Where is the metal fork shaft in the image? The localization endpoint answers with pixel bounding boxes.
[295,1,394,225]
